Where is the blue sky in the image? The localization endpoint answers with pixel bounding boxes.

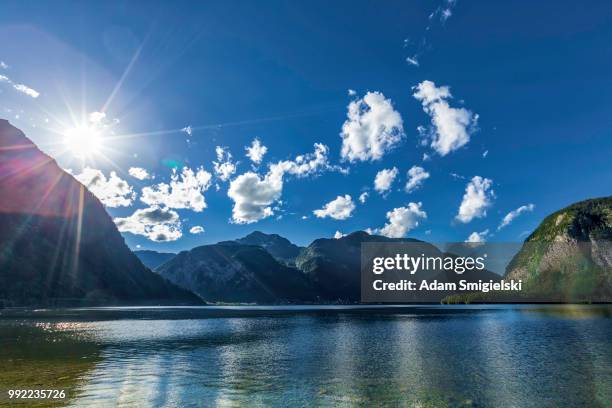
[1,0,611,250]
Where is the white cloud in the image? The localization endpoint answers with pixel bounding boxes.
[245,138,267,164]
[128,167,151,180]
[340,91,404,162]
[359,191,369,204]
[348,89,357,96]
[430,0,457,24]
[189,225,205,234]
[406,56,419,66]
[0,61,8,69]
[279,143,347,177]
[228,168,282,224]
[376,202,427,238]
[141,166,212,212]
[405,165,430,193]
[466,229,489,243]
[441,8,452,22]
[73,167,135,208]
[498,204,535,230]
[334,230,346,239]
[228,143,343,223]
[374,167,398,194]
[213,146,237,181]
[314,195,355,220]
[13,83,40,98]
[114,206,182,242]
[482,150,489,158]
[88,111,106,124]
[181,125,192,136]
[413,80,478,156]
[0,74,40,98]
[456,176,495,223]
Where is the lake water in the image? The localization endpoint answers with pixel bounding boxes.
[1,305,611,407]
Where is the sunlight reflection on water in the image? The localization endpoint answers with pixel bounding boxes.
[1,305,610,407]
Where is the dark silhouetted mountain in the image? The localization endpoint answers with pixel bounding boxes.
[157,241,316,303]
[296,231,502,302]
[134,250,176,270]
[505,196,612,302]
[235,231,302,263]
[0,120,202,307]
[297,232,430,301]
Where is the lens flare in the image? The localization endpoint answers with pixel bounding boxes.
[63,125,102,158]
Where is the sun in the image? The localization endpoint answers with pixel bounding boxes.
[63,125,103,159]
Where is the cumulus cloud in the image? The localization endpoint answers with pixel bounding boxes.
[359,191,369,204]
[413,80,478,156]
[374,167,398,194]
[245,138,267,164]
[314,195,355,220]
[141,166,212,212]
[456,176,495,223]
[128,167,151,180]
[228,168,283,224]
[375,202,427,238]
[0,61,8,69]
[334,230,346,239]
[405,165,430,193]
[347,89,357,96]
[228,143,343,223]
[340,91,404,162]
[73,167,135,207]
[189,225,205,234]
[498,204,535,230]
[114,206,182,242]
[466,229,489,243]
[280,143,347,176]
[213,146,237,181]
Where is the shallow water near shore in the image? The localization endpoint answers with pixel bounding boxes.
[1,304,610,407]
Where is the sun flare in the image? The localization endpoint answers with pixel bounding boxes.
[63,125,103,158]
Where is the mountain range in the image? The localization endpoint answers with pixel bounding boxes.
[2,121,610,306]
[148,230,500,303]
[133,250,176,270]
[0,120,202,307]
